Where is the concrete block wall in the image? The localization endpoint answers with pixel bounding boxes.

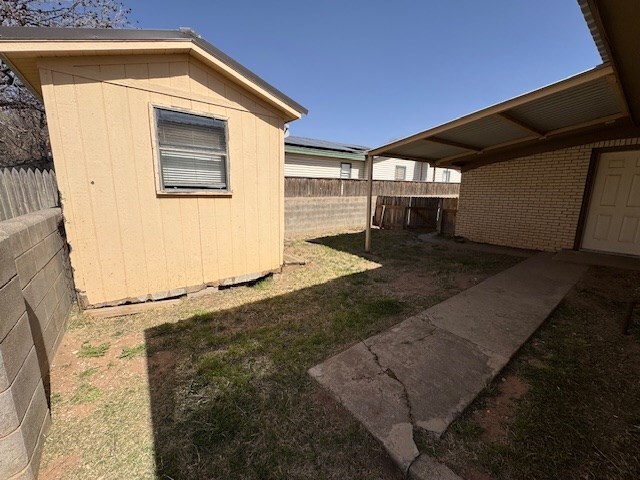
[285,196,371,238]
[456,137,640,251]
[0,208,74,479]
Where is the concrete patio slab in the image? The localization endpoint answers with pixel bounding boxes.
[309,252,588,478]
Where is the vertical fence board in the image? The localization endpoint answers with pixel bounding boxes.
[0,163,59,221]
[0,170,12,220]
[49,171,60,206]
[21,169,38,211]
[11,169,28,216]
[4,170,20,217]
[34,169,47,208]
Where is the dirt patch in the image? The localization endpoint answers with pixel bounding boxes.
[473,375,529,444]
[461,467,494,480]
[148,350,177,379]
[372,271,440,297]
[454,273,482,291]
[39,453,82,480]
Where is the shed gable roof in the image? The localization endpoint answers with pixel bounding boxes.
[0,26,307,122]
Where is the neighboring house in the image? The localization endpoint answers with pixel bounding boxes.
[366,0,640,258]
[284,136,460,182]
[0,27,307,307]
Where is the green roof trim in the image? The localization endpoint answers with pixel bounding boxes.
[284,145,366,161]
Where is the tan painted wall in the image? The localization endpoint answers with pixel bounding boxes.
[456,137,640,251]
[38,54,286,307]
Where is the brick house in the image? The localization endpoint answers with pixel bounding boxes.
[364,0,640,257]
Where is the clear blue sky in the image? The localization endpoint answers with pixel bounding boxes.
[131,0,601,148]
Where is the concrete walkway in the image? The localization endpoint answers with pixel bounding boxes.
[309,253,588,478]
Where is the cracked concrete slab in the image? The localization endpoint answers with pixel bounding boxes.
[308,342,420,473]
[309,252,587,479]
[365,325,506,436]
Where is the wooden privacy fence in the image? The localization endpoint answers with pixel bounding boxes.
[285,177,460,198]
[373,196,459,233]
[0,165,59,221]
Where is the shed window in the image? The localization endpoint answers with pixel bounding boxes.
[340,162,352,179]
[155,107,229,192]
[395,166,406,181]
[442,169,451,182]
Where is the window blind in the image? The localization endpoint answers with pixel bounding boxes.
[156,108,228,190]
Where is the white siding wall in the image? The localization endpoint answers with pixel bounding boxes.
[432,167,462,183]
[284,152,461,182]
[372,157,428,181]
[284,153,363,179]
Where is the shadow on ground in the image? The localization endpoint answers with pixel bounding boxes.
[143,230,520,479]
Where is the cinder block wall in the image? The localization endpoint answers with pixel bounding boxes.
[285,196,371,238]
[0,208,74,479]
[456,138,640,251]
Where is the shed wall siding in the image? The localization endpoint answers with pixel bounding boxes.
[455,137,640,251]
[39,54,285,306]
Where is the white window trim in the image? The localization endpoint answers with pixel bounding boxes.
[340,162,352,179]
[395,165,406,181]
[149,103,232,197]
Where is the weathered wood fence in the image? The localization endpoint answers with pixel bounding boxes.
[0,165,59,221]
[285,177,460,198]
[373,196,459,233]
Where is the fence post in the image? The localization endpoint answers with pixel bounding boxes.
[365,154,374,252]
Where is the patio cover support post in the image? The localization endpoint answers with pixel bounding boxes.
[365,153,374,252]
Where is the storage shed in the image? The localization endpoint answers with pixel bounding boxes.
[0,27,307,307]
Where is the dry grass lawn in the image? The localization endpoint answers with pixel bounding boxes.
[39,230,519,480]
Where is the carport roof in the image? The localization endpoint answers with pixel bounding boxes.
[370,0,640,171]
[369,64,632,171]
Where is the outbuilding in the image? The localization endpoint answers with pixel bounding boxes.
[0,27,307,307]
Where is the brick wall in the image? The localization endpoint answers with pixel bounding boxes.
[285,196,372,238]
[456,137,640,251]
[0,208,74,479]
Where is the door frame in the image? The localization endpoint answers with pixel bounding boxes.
[573,144,640,251]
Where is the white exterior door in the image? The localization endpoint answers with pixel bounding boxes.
[582,150,640,256]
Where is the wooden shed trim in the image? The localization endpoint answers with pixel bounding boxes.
[0,36,306,122]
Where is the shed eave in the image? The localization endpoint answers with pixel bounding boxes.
[0,29,307,122]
